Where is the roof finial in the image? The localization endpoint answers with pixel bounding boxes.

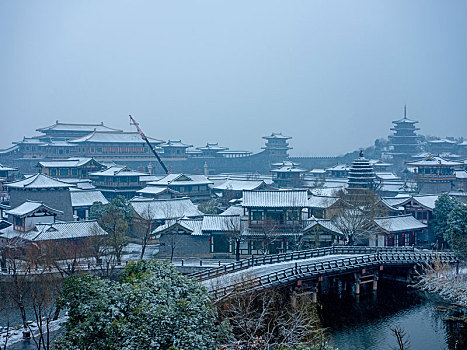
[404,104,407,119]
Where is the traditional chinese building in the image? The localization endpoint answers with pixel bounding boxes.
[270,161,307,188]
[406,155,463,193]
[160,140,193,159]
[196,143,229,157]
[388,106,421,160]
[347,151,375,191]
[89,166,148,200]
[37,158,106,178]
[6,174,74,221]
[262,132,292,158]
[242,190,308,254]
[428,138,457,155]
[145,173,213,201]
[370,215,427,247]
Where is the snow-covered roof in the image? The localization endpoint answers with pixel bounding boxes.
[392,116,418,124]
[197,142,229,151]
[303,217,343,235]
[212,179,264,191]
[325,164,349,171]
[130,198,202,220]
[406,155,463,167]
[262,132,291,140]
[221,205,245,216]
[89,166,147,177]
[5,201,63,218]
[428,138,457,144]
[375,172,399,180]
[149,173,212,186]
[70,190,108,207]
[136,186,181,195]
[38,158,104,168]
[307,196,339,209]
[380,197,409,208]
[271,165,307,173]
[242,190,309,208]
[455,171,467,179]
[0,164,17,171]
[69,131,163,144]
[6,173,73,189]
[411,195,439,210]
[202,215,241,232]
[373,215,426,233]
[29,221,107,241]
[310,169,326,174]
[153,218,203,236]
[37,121,122,133]
[161,140,193,148]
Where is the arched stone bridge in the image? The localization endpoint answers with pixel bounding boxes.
[189,246,458,301]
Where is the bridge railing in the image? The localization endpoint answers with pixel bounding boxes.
[209,251,457,300]
[190,246,415,282]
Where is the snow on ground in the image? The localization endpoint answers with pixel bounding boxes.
[0,316,67,349]
[416,264,467,307]
[204,254,358,291]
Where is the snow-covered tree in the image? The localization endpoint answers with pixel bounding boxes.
[53,260,218,350]
[446,205,467,259]
[432,194,459,247]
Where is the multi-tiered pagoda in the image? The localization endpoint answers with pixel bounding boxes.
[388,106,421,159]
[262,132,292,158]
[347,151,375,190]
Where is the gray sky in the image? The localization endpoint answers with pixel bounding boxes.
[1,0,466,156]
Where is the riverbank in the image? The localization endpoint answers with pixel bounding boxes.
[415,262,467,307]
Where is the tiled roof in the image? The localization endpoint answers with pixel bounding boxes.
[38,158,104,168]
[303,217,343,235]
[406,155,463,167]
[242,190,308,208]
[136,187,181,195]
[307,196,339,209]
[153,218,203,236]
[221,205,245,216]
[37,121,122,132]
[202,215,241,232]
[31,221,108,241]
[130,198,202,220]
[89,166,147,177]
[373,215,427,233]
[69,131,163,144]
[6,173,73,189]
[149,173,212,186]
[70,190,108,207]
[263,132,291,139]
[5,201,63,218]
[212,179,264,191]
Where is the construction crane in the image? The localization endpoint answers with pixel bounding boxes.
[129,115,169,174]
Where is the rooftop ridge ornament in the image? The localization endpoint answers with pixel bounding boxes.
[404,104,407,119]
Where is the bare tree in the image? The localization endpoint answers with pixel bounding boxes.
[27,270,61,350]
[329,189,381,246]
[224,215,242,261]
[132,203,156,260]
[216,288,325,349]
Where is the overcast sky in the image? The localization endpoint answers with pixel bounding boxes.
[1,1,466,156]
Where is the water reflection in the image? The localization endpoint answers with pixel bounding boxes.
[318,281,466,350]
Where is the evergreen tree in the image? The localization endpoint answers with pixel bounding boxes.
[446,206,467,259]
[431,194,459,246]
[53,260,217,350]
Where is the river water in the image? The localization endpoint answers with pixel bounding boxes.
[2,280,466,349]
[318,280,466,350]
